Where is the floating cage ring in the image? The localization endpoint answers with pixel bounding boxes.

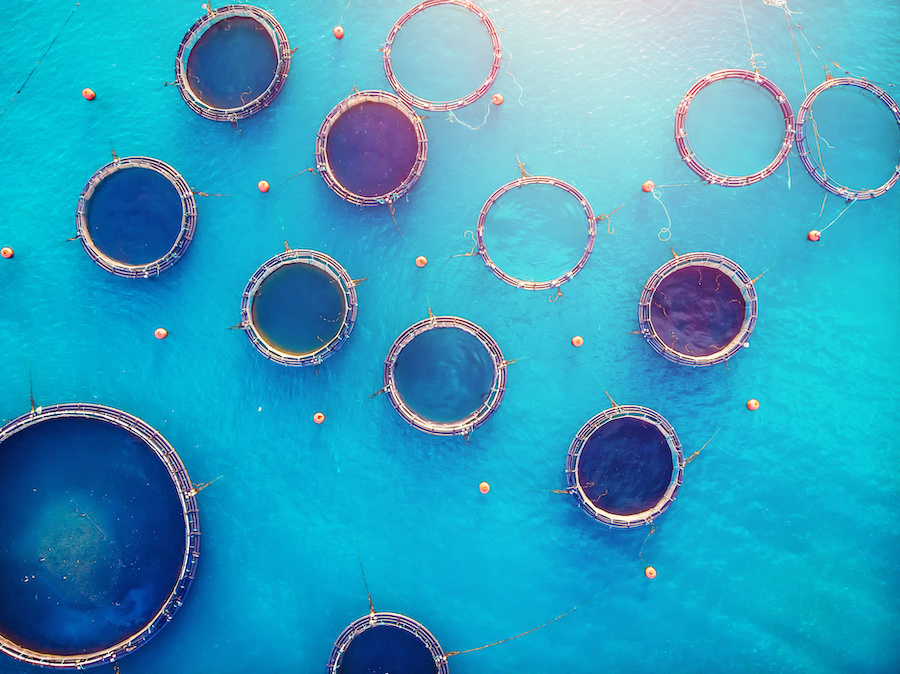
[0,403,200,669]
[383,315,507,436]
[795,77,900,200]
[383,0,502,111]
[240,249,358,366]
[174,5,291,121]
[315,90,428,206]
[565,405,684,529]
[476,175,597,290]
[75,156,197,278]
[638,252,758,367]
[326,612,449,674]
[675,69,795,186]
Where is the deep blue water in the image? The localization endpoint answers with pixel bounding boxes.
[185,16,278,109]
[251,262,346,355]
[0,1,898,672]
[85,166,184,264]
[0,417,184,655]
[392,326,495,423]
[339,625,437,674]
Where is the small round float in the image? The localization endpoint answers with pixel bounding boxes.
[0,403,200,669]
[674,69,794,186]
[75,156,197,278]
[566,405,684,528]
[476,176,597,290]
[795,77,900,200]
[327,612,449,674]
[383,315,506,436]
[240,249,358,366]
[382,0,502,111]
[316,90,428,206]
[174,4,291,121]
[638,252,758,366]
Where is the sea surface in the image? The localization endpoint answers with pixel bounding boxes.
[0,1,898,672]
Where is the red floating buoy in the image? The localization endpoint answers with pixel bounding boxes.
[491,93,504,105]
[746,399,760,411]
[642,180,655,193]
[478,481,491,494]
[333,25,344,39]
[154,327,168,340]
[258,180,270,193]
[415,255,428,268]
[82,88,96,101]
[313,412,326,424]
[1,247,13,259]
[807,230,821,242]
[571,335,584,347]
[644,566,657,580]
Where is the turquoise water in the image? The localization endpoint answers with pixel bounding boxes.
[0,0,898,672]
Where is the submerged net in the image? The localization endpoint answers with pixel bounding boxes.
[316,91,428,206]
[240,250,358,367]
[384,316,506,436]
[566,406,683,528]
[75,156,196,278]
[327,612,448,674]
[175,5,291,121]
[0,404,199,669]
[639,252,757,366]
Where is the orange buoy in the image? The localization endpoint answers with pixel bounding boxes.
[746,399,760,411]
[258,180,270,193]
[1,247,13,259]
[82,88,96,101]
[642,180,655,193]
[154,327,168,340]
[415,255,428,268]
[333,25,344,39]
[644,566,657,580]
[807,230,821,242]
[313,412,326,424]
[478,481,491,494]
[571,335,584,347]
[491,93,504,105]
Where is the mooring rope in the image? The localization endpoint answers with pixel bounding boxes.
[738,0,765,71]
[652,189,673,241]
[819,198,857,233]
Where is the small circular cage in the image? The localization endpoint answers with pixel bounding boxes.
[383,0,502,111]
[795,77,900,200]
[174,4,291,122]
[316,90,428,206]
[476,176,597,290]
[566,405,683,528]
[383,316,506,436]
[240,249,358,367]
[75,156,197,278]
[0,403,200,669]
[639,252,758,367]
[675,69,794,186]
[327,612,449,674]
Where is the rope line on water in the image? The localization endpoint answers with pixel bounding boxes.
[652,189,673,241]
[819,198,857,233]
[738,0,765,71]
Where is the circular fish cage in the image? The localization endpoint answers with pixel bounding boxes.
[476,176,597,290]
[240,249,358,367]
[75,156,197,278]
[566,405,683,528]
[327,612,449,674]
[316,90,428,207]
[639,252,758,367]
[675,69,794,186]
[383,0,502,111]
[174,4,291,122]
[0,403,200,669]
[383,316,506,436]
[795,77,900,200]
